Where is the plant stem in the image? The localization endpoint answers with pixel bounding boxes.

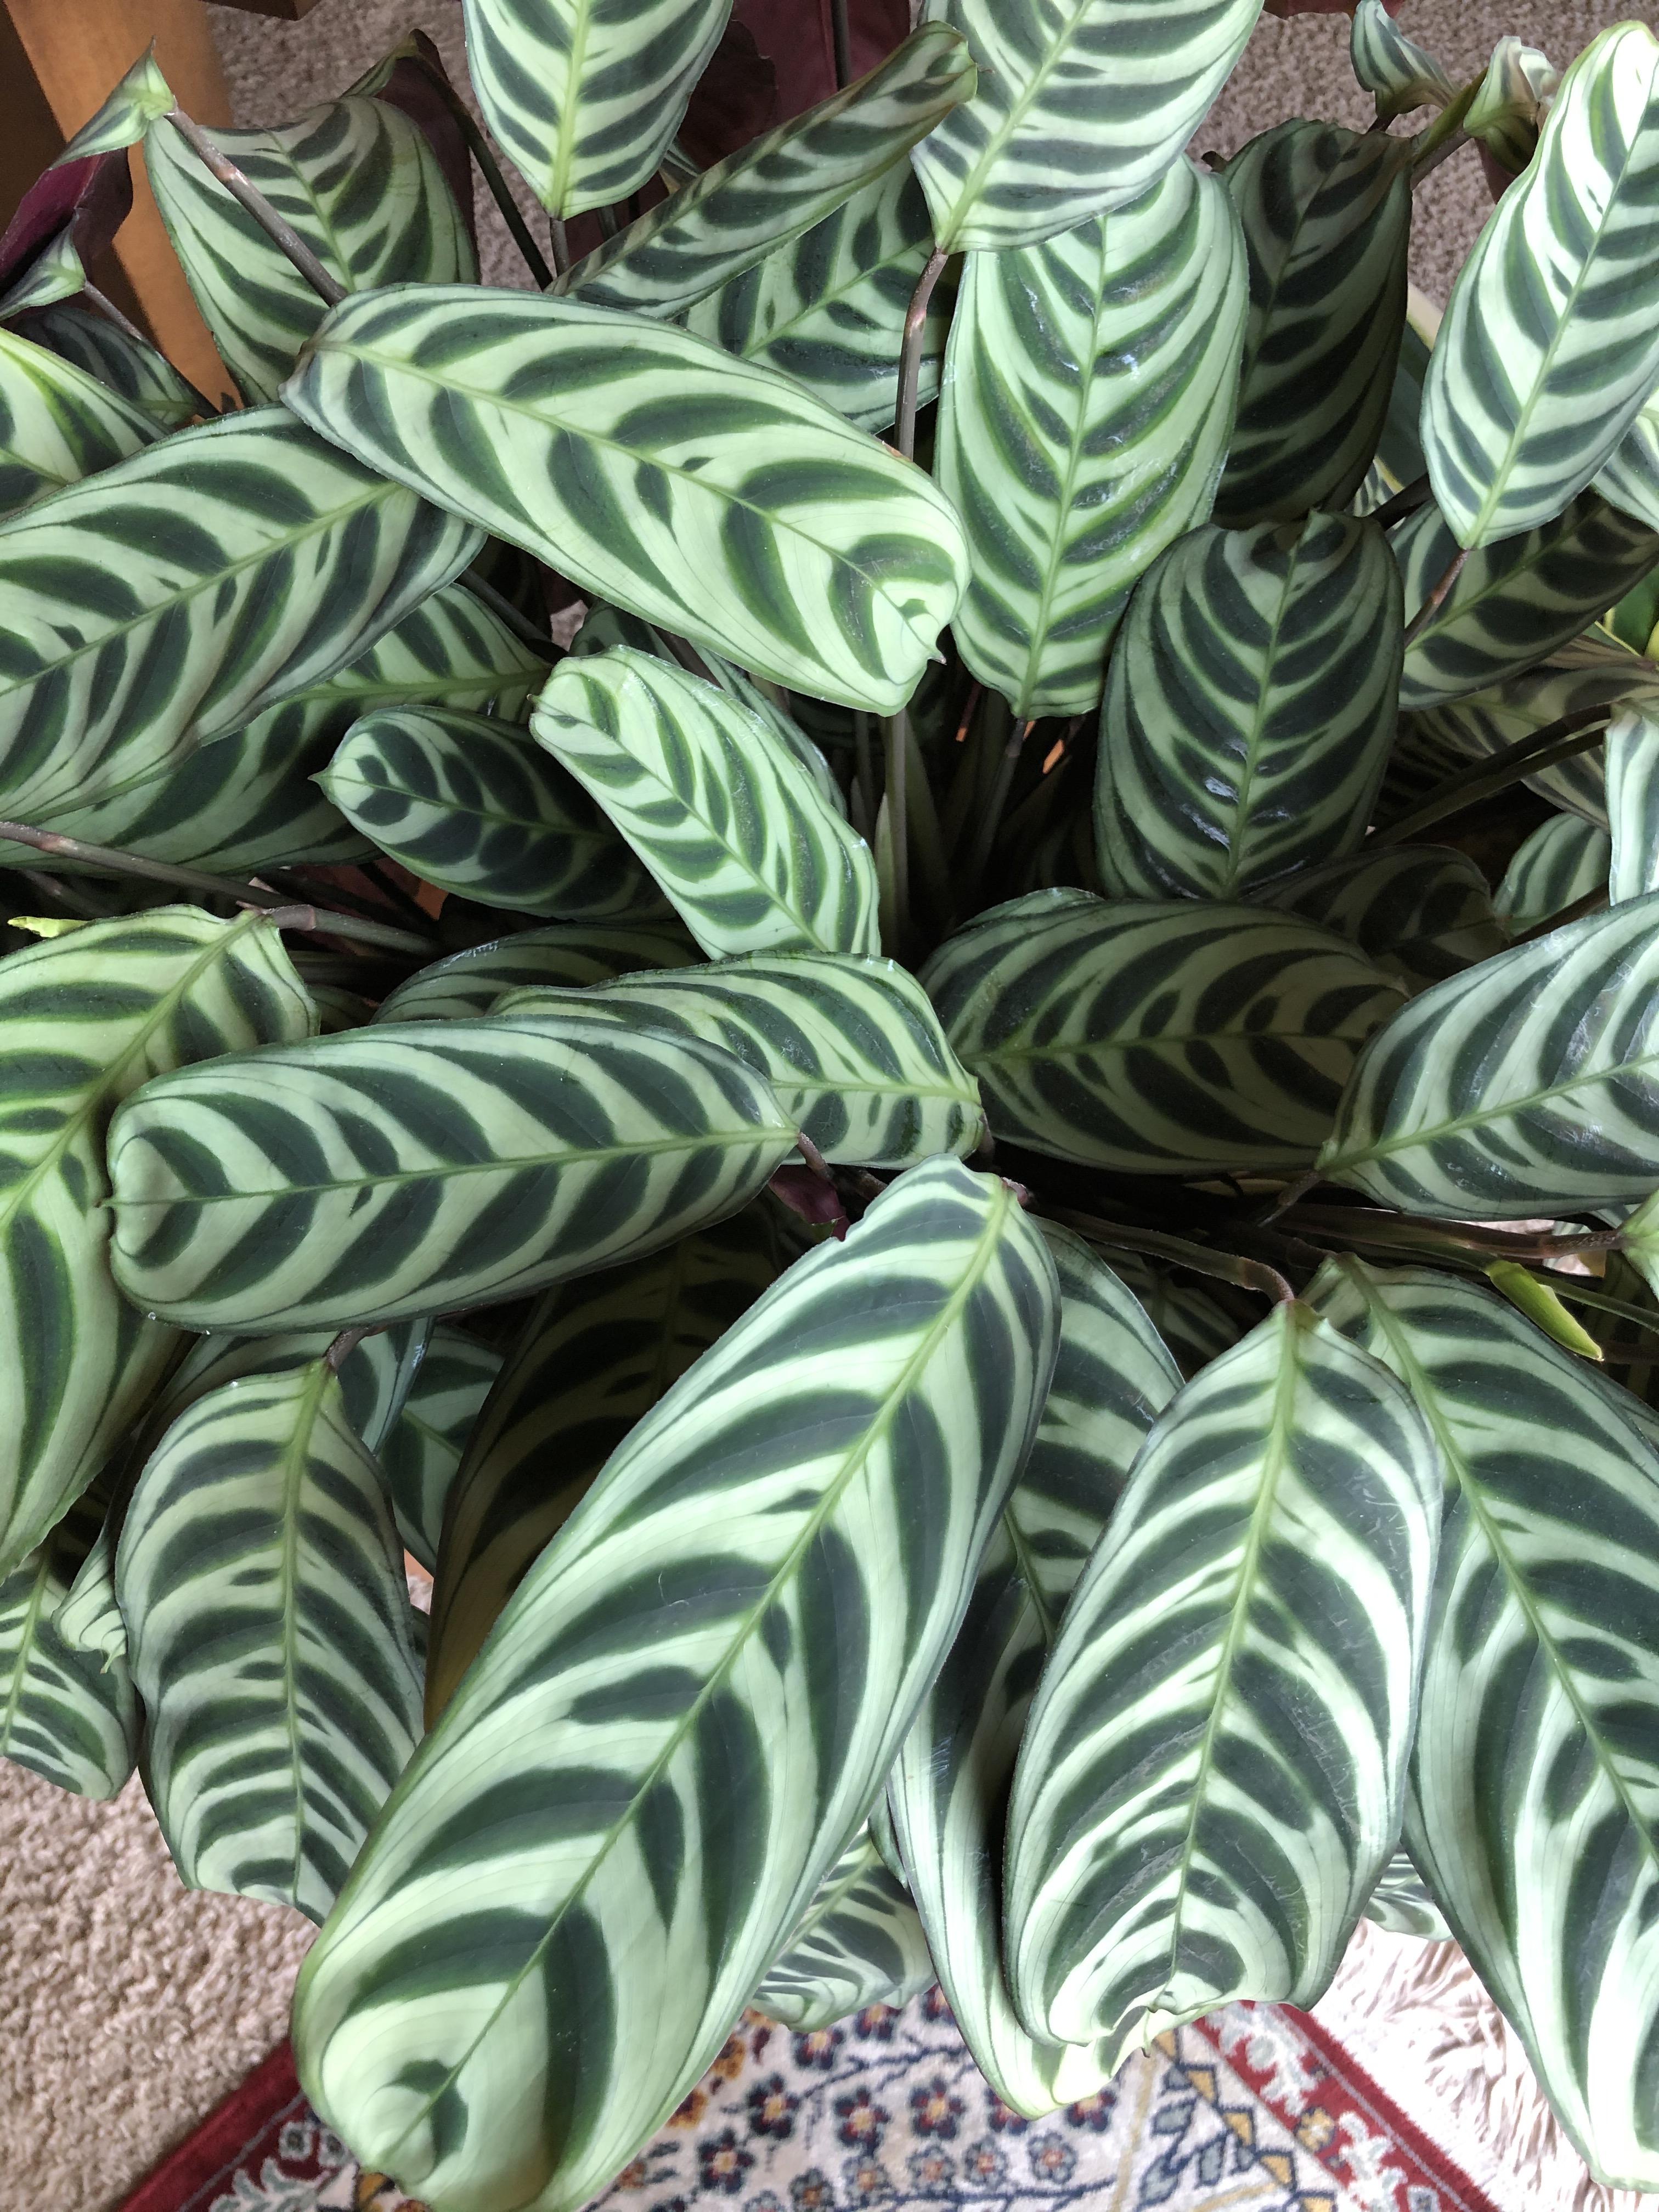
[1410,77,1481,185]
[1371,705,1612,846]
[854,712,877,826]
[82,284,220,418]
[968,718,1036,890]
[410,67,555,289]
[1259,1167,1320,1223]
[883,713,910,948]
[895,246,949,462]
[1283,1201,1621,1264]
[1048,1206,1297,1305]
[1370,472,1432,531]
[829,0,854,88]
[325,1324,380,1372]
[462,567,555,653]
[165,109,347,308]
[549,215,571,279]
[1508,885,1610,946]
[260,904,443,957]
[1401,544,1469,652]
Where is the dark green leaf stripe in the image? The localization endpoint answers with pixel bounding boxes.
[425,1209,780,1720]
[0,407,480,817]
[320,706,661,920]
[1313,1260,1659,2188]
[888,1221,1179,2114]
[22,579,547,875]
[374,923,699,1025]
[1606,707,1659,904]
[1364,1850,1449,1942]
[924,889,1404,1174]
[1005,1300,1440,2052]
[1321,891,1659,1216]
[1494,814,1611,932]
[283,287,967,713]
[941,160,1246,719]
[1251,846,1508,991]
[107,1013,797,1331]
[1393,494,1659,713]
[912,0,1264,252]
[292,1159,1058,2212]
[18,302,200,433]
[498,952,982,1166]
[755,1834,934,2029]
[116,1360,424,1921]
[563,26,973,317]
[1215,122,1412,527]
[0,324,157,517]
[0,1497,136,1800]
[380,1328,503,1575]
[0,907,314,1579]
[684,168,954,434]
[461,0,731,216]
[1421,25,1659,548]
[145,96,475,404]
[1097,514,1403,898]
[533,651,879,957]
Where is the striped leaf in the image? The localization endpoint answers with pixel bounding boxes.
[1494,813,1611,931]
[0,408,479,819]
[0,908,313,1580]
[107,1012,796,1332]
[460,0,731,216]
[375,923,699,1025]
[562,26,974,317]
[20,579,546,876]
[1356,303,1432,511]
[319,707,661,921]
[888,1221,1179,2115]
[684,167,953,434]
[1606,707,1659,903]
[1104,1252,1251,1379]
[425,1207,780,1720]
[0,323,156,517]
[1393,493,1659,713]
[380,1329,503,1574]
[923,890,1404,1174]
[283,287,966,713]
[755,1835,934,2030]
[941,160,1248,720]
[533,651,879,957]
[1250,846,1508,991]
[0,1499,136,1800]
[145,97,475,405]
[1005,1299,1441,2052]
[1321,893,1659,1217]
[1365,1850,1449,1942]
[1215,123,1412,527]
[1096,514,1403,898]
[116,1359,424,1921]
[291,1159,1058,2212]
[157,1322,427,1468]
[498,952,981,1166]
[1423,25,1659,549]
[1596,385,1659,532]
[1311,1260,1659,2190]
[911,0,1264,252]
[14,302,200,433]
[1350,0,1454,122]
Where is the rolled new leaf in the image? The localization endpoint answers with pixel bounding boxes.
[116,1359,424,1922]
[1350,0,1454,121]
[562,25,973,317]
[1096,515,1403,899]
[533,651,879,956]
[292,1158,1058,2212]
[923,890,1404,1175]
[912,0,1263,252]
[0,408,479,817]
[1313,1260,1659,2190]
[374,923,699,1025]
[107,1013,797,1331]
[282,288,967,713]
[888,1222,1180,2116]
[319,706,661,920]
[425,1209,780,1720]
[0,1497,136,1799]
[1320,891,1659,1217]
[0,324,156,517]
[378,1329,503,1573]
[1422,25,1659,548]
[1005,1299,1440,2055]
[498,952,981,1166]
[755,1833,934,2029]
[0,909,314,1580]
[145,95,475,404]
[941,160,1247,719]
[1605,707,1659,902]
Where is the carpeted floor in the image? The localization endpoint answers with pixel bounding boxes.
[0,5,1643,2209]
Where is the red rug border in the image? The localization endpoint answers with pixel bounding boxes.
[117,2041,306,2212]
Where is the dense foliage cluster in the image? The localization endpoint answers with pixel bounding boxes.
[6,0,1659,2202]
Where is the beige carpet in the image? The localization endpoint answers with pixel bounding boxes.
[3,4,1642,2209]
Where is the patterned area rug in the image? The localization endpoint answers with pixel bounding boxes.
[117,1990,1500,2212]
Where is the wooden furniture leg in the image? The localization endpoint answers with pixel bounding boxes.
[1,0,232,398]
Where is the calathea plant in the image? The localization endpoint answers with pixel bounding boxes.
[8,0,1659,2199]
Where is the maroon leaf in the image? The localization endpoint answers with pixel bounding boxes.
[734,0,911,122]
[681,16,779,168]
[768,1165,849,1239]
[0,150,133,303]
